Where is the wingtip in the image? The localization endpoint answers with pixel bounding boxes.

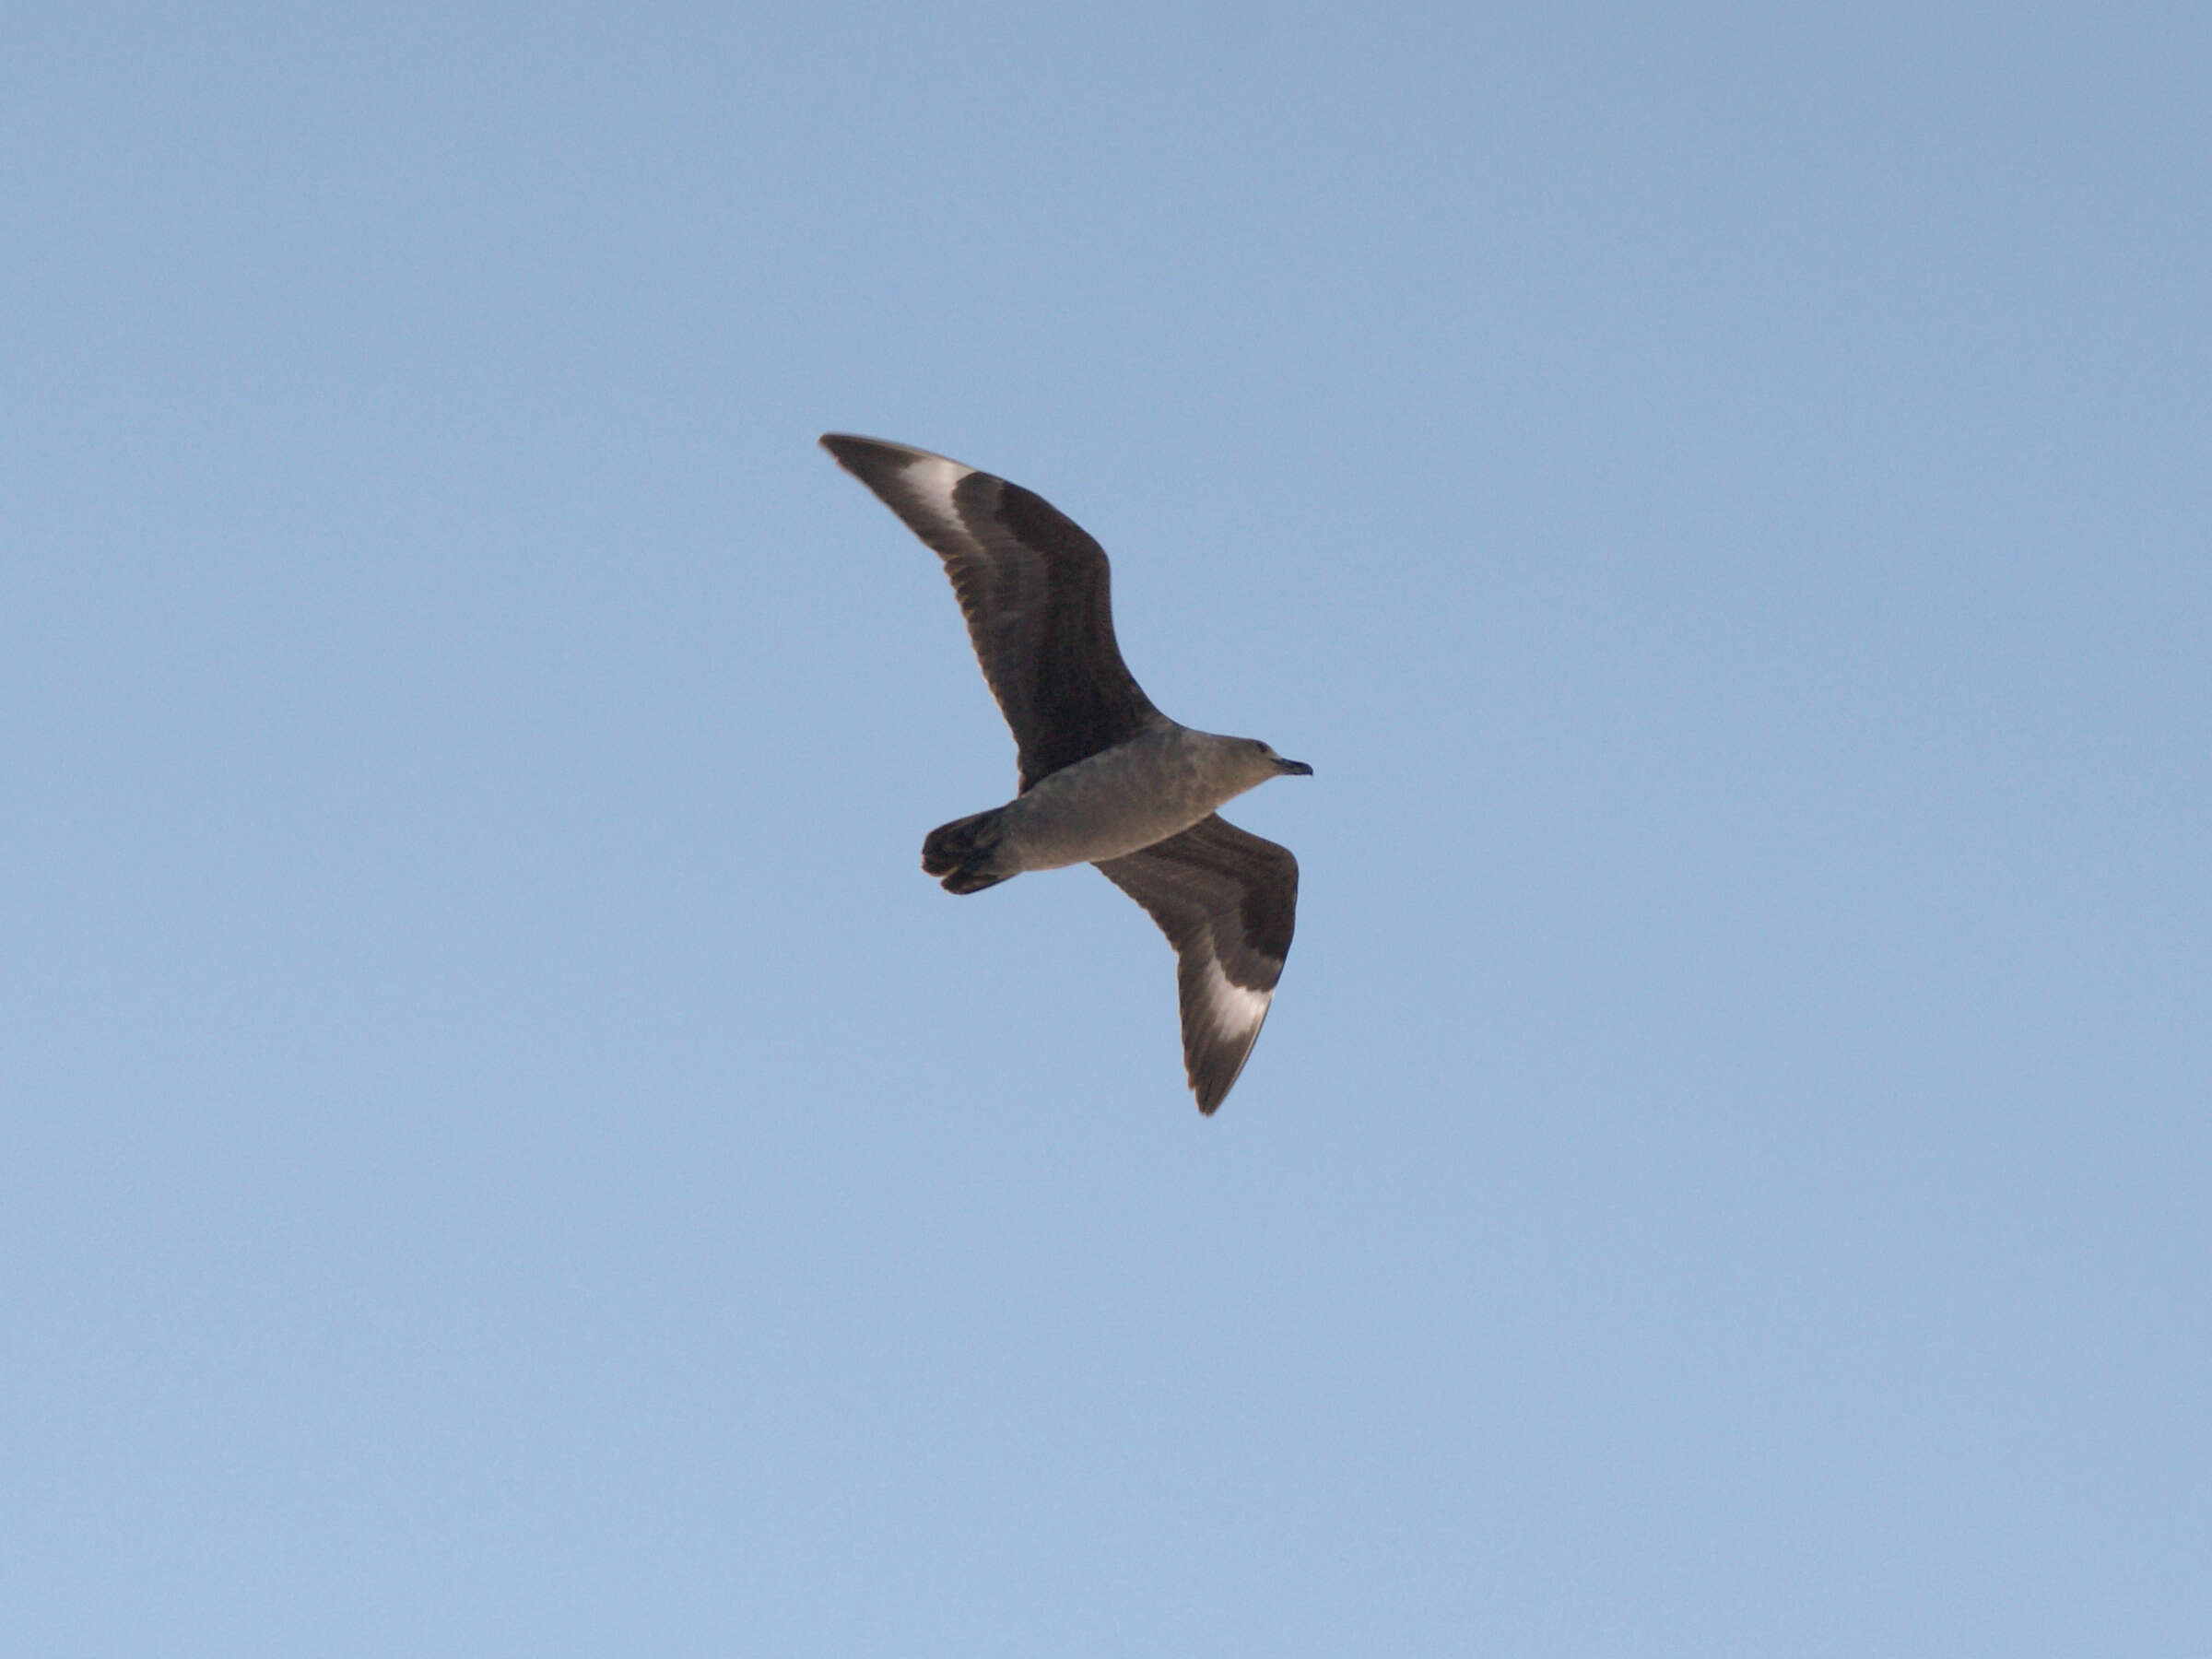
[819,433,908,488]
[1190,1064,1241,1117]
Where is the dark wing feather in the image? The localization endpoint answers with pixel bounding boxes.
[821,434,1167,789]
[1094,815,1299,1114]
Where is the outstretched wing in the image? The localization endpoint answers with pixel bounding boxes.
[821,434,1168,790]
[1094,815,1300,1115]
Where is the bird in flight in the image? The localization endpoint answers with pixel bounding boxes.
[822,434,1312,1115]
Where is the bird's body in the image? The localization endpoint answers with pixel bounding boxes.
[929,725,1293,886]
[821,433,1311,1114]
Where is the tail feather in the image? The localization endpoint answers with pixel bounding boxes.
[921,808,1011,894]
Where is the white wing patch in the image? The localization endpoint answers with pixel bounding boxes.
[900,453,974,541]
[1195,951,1273,1044]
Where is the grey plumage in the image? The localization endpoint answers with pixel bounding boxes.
[823,434,1311,1115]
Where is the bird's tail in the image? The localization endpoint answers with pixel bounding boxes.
[921,808,1012,894]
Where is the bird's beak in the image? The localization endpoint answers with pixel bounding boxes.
[1277,758,1314,776]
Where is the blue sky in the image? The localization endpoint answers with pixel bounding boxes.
[5,5,2207,1653]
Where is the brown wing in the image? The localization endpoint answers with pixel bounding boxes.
[1094,815,1300,1114]
[821,434,1168,789]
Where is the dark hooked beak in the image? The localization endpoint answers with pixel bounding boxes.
[1276,758,1314,776]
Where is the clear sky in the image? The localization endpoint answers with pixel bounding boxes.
[5,5,2206,1654]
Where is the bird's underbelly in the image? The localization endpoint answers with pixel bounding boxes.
[995,743,1226,871]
